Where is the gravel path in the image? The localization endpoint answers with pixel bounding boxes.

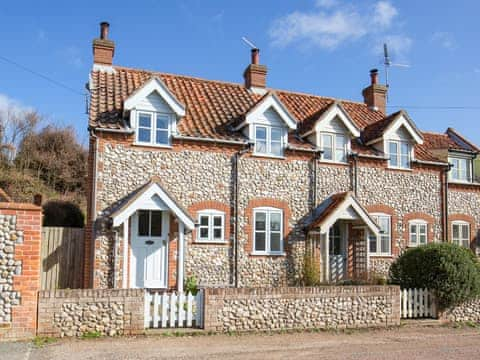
[2,326,480,360]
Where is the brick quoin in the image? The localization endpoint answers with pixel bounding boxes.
[0,202,41,340]
[244,198,291,256]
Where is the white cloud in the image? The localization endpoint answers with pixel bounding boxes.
[315,0,338,8]
[432,31,455,50]
[373,1,398,27]
[269,0,409,56]
[0,94,32,118]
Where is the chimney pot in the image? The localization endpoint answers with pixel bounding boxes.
[251,48,260,65]
[370,68,378,85]
[100,21,110,40]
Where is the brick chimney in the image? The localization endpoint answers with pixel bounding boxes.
[362,69,388,114]
[243,48,267,90]
[93,22,115,65]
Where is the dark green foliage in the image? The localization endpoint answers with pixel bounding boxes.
[390,243,480,309]
[43,200,85,228]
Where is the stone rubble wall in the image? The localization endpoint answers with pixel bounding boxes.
[0,215,22,324]
[441,297,480,323]
[204,286,401,332]
[37,289,145,337]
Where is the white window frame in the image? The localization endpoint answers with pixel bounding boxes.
[452,221,470,248]
[409,220,428,247]
[196,210,225,243]
[369,213,392,256]
[135,111,173,147]
[319,132,348,163]
[252,207,284,255]
[253,125,285,157]
[133,210,167,241]
[449,156,473,183]
[387,140,411,169]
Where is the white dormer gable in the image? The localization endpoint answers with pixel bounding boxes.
[368,111,424,169]
[365,111,423,146]
[124,77,186,147]
[235,92,297,131]
[235,93,297,157]
[124,77,185,117]
[302,102,360,138]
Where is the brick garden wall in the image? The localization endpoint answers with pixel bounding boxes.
[204,286,401,332]
[37,289,145,337]
[440,297,480,323]
[0,202,41,341]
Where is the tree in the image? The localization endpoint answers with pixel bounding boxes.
[42,200,85,228]
[15,125,87,197]
[0,107,40,166]
[390,243,480,309]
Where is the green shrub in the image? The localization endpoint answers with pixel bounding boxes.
[303,249,321,286]
[43,200,84,227]
[185,275,198,295]
[390,243,480,309]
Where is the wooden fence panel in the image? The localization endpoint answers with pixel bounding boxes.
[41,227,84,290]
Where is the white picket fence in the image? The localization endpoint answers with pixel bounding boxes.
[145,290,204,329]
[400,288,437,319]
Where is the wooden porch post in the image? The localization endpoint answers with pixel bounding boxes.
[122,220,129,288]
[178,222,185,293]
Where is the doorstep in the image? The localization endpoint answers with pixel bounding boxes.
[401,319,443,328]
[145,328,207,336]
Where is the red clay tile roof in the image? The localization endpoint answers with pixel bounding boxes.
[422,132,467,152]
[306,192,350,231]
[88,65,478,162]
[362,111,401,144]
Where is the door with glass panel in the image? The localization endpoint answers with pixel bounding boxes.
[130,210,168,288]
[329,223,346,282]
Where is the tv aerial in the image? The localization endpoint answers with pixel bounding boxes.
[383,43,410,89]
[242,37,258,50]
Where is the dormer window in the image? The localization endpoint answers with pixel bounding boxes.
[320,133,347,163]
[449,156,473,183]
[388,140,411,169]
[136,111,172,146]
[254,125,284,157]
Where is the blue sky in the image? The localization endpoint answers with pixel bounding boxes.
[0,0,479,145]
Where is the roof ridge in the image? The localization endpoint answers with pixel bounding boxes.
[108,65,373,108]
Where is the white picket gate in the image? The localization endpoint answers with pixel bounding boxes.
[400,288,437,319]
[145,290,204,329]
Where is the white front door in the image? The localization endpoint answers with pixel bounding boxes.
[329,223,347,282]
[130,210,169,288]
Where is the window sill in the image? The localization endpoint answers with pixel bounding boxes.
[448,180,479,186]
[369,254,393,258]
[251,153,286,160]
[133,142,172,149]
[319,160,349,166]
[250,252,286,257]
[194,240,228,245]
[386,166,412,172]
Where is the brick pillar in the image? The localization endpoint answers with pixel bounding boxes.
[0,202,42,340]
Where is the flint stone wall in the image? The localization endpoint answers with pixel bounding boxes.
[0,215,22,324]
[204,286,401,332]
[441,297,480,323]
[37,289,145,337]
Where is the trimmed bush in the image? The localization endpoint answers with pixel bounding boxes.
[390,243,480,309]
[302,249,321,286]
[42,200,85,228]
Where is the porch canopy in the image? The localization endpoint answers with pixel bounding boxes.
[109,177,195,291]
[305,192,380,282]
